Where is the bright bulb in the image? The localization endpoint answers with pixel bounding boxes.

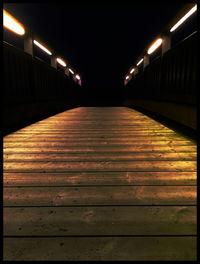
[56,58,66,67]
[147,38,163,55]
[136,58,143,66]
[33,40,52,55]
[3,9,25,35]
[69,68,74,74]
[75,74,80,80]
[125,75,130,80]
[170,4,197,32]
[130,68,135,74]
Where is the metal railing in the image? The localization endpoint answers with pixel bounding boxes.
[124,3,197,85]
[3,8,82,86]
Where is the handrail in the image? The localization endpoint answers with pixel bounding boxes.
[124,3,197,85]
[3,9,82,86]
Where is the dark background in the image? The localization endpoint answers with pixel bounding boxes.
[4,2,195,94]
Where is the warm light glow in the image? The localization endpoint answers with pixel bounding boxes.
[170,4,197,32]
[56,58,66,67]
[75,74,81,80]
[147,38,163,55]
[125,75,130,80]
[33,40,52,55]
[3,9,25,35]
[136,58,143,66]
[130,68,135,74]
[69,68,74,74]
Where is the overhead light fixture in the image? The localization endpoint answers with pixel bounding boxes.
[69,68,74,74]
[130,68,135,74]
[56,57,66,67]
[33,40,52,55]
[170,4,197,32]
[136,58,143,66]
[75,74,80,80]
[147,38,163,54]
[3,9,25,35]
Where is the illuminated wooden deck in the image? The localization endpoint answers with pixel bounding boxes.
[3,106,197,261]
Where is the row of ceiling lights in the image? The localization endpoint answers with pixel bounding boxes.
[3,9,81,82]
[125,4,197,82]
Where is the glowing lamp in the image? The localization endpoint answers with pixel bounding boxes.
[56,58,66,67]
[69,68,74,74]
[147,38,163,55]
[75,74,80,80]
[33,40,52,55]
[3,9,25,35]
[170,5,197,32]
[125,75,130,80]
[130,68,135,74]
[136,58,143,66]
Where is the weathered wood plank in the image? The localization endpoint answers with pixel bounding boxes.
[3,141,195,147]
[3,172,197,186]
[18,122,169,126]
[3,145,197,153]
[3,135,189,140]
[3,160,197,172]
[9,131,181,135]
[3,152,196,162]
[13,128,175,132]
[3,237,196,261]
[3,206,196,236]
[4,186,196,206]
[21,119,165,123]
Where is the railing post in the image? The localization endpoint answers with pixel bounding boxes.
[24,27,33,57]
[143,55,150,69]
[51,53,57,69]
[162,33,171,55]
[134,67,139,75]
[72,75,77,82]
[65,67,70,76]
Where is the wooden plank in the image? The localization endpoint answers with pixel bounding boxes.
[13,128,174,132]
[26,119,163,122]
[12,124,172,129]
[12,118,167,123]
[3,145,197,153]
[3,152,196,162]
[9,131,180,135]
[3,160,197,172]
[3,206,196,236]
[3,135,192,141]
[3,140,195,147]
[3,135,189,140]
[19,122,169,126]
[4,186,196,206]
[3,171,197,186]
[3,237,196,261]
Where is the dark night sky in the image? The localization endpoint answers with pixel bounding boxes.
[4,2,185,91]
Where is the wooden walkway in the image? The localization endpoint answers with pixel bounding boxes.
[3,106,197,261]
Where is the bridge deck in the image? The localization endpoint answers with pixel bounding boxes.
[3,106,197,261]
